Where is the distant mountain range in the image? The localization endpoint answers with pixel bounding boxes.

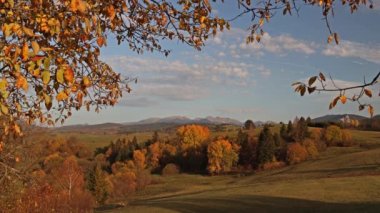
[57,116,244,133]
[126,116,243,126]
[311,114,372,123]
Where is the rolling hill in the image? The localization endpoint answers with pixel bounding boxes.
[312,114,368,123]
[56,116,243,133]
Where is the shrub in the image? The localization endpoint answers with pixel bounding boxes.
[286,143,308,165]
[162,163,180,176]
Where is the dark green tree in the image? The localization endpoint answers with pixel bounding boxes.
[287,121,293,136]
[236,129,256,166]
[294,117,309,141]
[244,120,256,130]
[280,123,287,139]
[87,164,109,205]
[256,126,275,167]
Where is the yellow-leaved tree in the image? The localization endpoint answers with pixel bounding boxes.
[207,139,240,175]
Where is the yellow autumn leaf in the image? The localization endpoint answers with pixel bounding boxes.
[82,76,91,87]
[44,93,52,110]
[23,27,34,37]
[0,103,9,115]
[0,79,7,92]
[31,41,40,55]
[41,71,50,85]
[56,68,64,84]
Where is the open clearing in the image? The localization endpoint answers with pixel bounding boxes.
[98,130,380,213]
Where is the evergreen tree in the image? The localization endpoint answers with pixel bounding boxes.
[236,129,252,166]
[306,117,312,125]
[294,117,309,141]
[87,164,109,205]
[287,120,293,135]
[280,123,287,139]
[244,120,256,130]
[131,136,139,149]
[256,126,275,167]
[273,133,282,147]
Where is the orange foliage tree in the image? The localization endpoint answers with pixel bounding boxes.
[177,124,210,150]
[133,149,146,170]
[207,139,240,175]
[51,156,85,200]
[286,143,308,165]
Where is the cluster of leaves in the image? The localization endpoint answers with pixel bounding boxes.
[293,72,379,117]
[0,0,228,136]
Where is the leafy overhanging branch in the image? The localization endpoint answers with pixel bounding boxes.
[293,71,380,117]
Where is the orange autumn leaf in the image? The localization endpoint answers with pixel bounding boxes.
[22,42,29,61]
[56,91,68,101]
[107,5,116,20]
[64,66,75,83]
[82,76,91,87]
[96,36,105,47]
[368,105,374,117]
[16,75,28,91]
[340,95,347,104]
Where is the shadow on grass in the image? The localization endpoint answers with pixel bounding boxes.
[124,195,380,213]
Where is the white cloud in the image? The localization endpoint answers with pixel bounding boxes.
[240,33,316,55]
[106,56,255,101]
[322,40,380,64]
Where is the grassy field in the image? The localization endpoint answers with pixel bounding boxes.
[97,129,380,213]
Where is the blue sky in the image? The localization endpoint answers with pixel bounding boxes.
[65,1,380,125]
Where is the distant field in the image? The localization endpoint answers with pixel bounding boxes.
[97,129,380,213]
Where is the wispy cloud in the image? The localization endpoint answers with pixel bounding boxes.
[137,84,209,101]
[322,40,380,64]
[105,56,257,102]
[257,66,272,77]
[119,97,158,107]
[240,33,317,55]
[207,28,316,56]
